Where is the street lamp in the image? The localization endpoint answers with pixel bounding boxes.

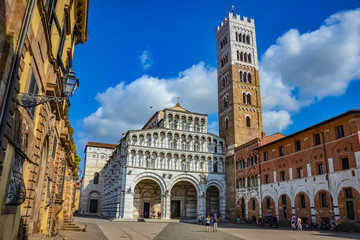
[17,70,79,109]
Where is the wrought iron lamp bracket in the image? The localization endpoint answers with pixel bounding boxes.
[17,93,66,109]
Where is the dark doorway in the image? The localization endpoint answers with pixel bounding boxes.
[143,202,150,218]
[89,199,98,213]
[283,207,287,219]
[346,201,355,220]
[171,200,180,218]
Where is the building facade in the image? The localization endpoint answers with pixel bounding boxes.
[216,12,263,220]
[101,104,226,220]
[0,0,88,239]
[80,142,116,215]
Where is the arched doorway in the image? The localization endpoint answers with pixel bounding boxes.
[88,191,100,214]
[337,187,360,222]
[170,181,197,219]
[237,198,246,220]
[262,196,275,217]
[278,194,291,220]
[314,190,333,223]
[294,192,311,222]
[206,186,219,216]
[248,197,259,221]
[134,179,161,219]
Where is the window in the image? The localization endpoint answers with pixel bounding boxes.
[225,118,229,129]
[279,146,284,157]
[246,35,250,44]
[314,133,321,145]
[247,94,251,105]
[337,125,344,138]
[300,195,306,208]
[213,163,218,173]
[345,188,353,198]
[341,157,349,170]
[240,71,243,81]
[317,163,324,174]
[223,98,228,108]
[266,198,271,209]
[280,171,285,181]
[264,151,268,161]
[243,92,246,104]
[94,173,99,184]
[252,199,256,210]
[248,54,252,63]
[52,137,57,159]
[246,116,251,127]
[320,193,327,207]
[297,167,303,178]
[282,195,287,204]
[28,74,39,117]
[295,140,301,151]
[248,73,252,83]
[265,174,269,183]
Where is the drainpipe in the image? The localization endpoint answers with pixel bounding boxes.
[0,0,36,143]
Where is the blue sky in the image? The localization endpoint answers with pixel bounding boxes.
[70,0,360,175]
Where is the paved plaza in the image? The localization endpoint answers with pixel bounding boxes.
[52,216,360,240]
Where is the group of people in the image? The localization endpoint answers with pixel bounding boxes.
[291,217,303,231]
[197,214,219,232]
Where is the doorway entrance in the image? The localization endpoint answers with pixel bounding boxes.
[144,202,150,218]
[346,201,355,220]
[171,200,180,218]
[89,199,98,213]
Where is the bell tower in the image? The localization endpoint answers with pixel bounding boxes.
[216,12,263,153]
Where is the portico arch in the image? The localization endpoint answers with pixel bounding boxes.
[130,172,166,194]
[170,181,197,219]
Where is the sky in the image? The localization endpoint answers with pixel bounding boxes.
[70,0,360,176]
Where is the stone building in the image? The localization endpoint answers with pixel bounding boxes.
[216,12,263,220]
[216,12,360,226]
[0,0,88,239]
[101,104,226,220]
[80,142,116,215]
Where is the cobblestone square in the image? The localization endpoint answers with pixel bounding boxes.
[51,217,360,240]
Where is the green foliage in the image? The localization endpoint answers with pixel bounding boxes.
[75,154,81,165]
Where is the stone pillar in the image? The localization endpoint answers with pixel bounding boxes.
[291,197,295,218]
[289,168,293,180]
[259,196,263,218]
[332,194,340,221]
[161,194,171,219]
[310,196,316,222]
[275,200,279,218]
[245,198,249,219]
[220,196,226,219]
[122,192,134,218]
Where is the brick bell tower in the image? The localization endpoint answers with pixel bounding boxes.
[216,12,263,220]
[217,12,263,153]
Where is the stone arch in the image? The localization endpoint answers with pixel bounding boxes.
[169,174,201,196]
[130,172,166,194]
[205,179,225,197]
[294,191,311,221]
[335,178,360,196]
[313,189,333,222]
[88,190,101,215]
[262,195,276,217]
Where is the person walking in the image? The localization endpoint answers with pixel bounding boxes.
[291,217,296,230]
[206,216,211,232]
[198,215,201,225]
[213,215,219,232]
[297,218,303,232]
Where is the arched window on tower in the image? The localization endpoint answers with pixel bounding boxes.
[213,163,218,173]
[240,71,243,82]
[243,92,246,104]
[247,94,251,105]
[236,32,238,41]
[225,118,229,129]
[94,172,99,184]
[243,72,247,82]
[222,77,226,87]
[243,35,246,43]
[246,35,250,44]
[248,54,252,63]
[239,33,242,42]
[246,116,251,127]
[223,97,228,108]
[248,73,252,83]
[240,52,243,61]
[237,51,240,61]
[244,53,248,62]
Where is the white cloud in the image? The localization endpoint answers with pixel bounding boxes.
[207,121,219,135]
[262,111,293,134]
[80,62,217,143]
[260,9,360,134]
[139,50,154,70]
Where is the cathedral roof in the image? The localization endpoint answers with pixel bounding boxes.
[167,103,189,112]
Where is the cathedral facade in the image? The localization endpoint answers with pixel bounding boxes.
[101,104,226,219]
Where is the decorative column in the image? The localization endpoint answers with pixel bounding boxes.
[310,196,316,222]
[220,195,226,219]
[197,194,206,217]
[162,193,172,219]
[291,197,296,218]
[331,194,340,221]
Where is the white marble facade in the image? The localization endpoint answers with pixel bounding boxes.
[101,104,226,219]
[80,143,116,215]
